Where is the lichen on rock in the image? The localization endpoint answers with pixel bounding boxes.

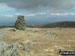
[15,16,26,30]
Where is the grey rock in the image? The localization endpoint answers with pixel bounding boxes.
[0,34,7,39]
[0,42,30,56]
[15,16,26,30]
[45,31,57,38]
[27,41,42,46]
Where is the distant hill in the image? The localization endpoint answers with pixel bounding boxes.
[42,21,75,28]
[0,26,14,28]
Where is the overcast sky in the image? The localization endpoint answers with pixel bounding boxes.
[0,0,75,26]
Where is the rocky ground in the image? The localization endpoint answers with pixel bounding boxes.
[0,28,75,56]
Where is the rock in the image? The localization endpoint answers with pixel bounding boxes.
[45,31,57,38]
[0,34,7,39]
[11,35,19,39]
[15,16,26,30]
[18,42,30,53]
[0,42,30,56]
[27,41,42,46]
[23,46,30,53]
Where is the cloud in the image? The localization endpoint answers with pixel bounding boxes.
[24,12,75,17]
[50,13,75,16]
[1,12,75,18]
[0,3,15,12]
[0,0,75,17]
[25,13,47,16]
[15,13,24,16]
[26,14,36,17]
[0,0,75,11]
[0,15,14,17]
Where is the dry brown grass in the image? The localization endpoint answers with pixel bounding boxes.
[0,28,75,56]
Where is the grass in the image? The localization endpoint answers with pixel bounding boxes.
[0,28,75,56]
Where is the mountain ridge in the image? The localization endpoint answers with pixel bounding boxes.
[42,21,75,28]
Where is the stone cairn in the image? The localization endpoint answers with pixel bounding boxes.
[15,16,26,30]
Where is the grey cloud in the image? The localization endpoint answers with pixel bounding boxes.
[0,0,75,11]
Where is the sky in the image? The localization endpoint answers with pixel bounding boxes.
[0,0,75,26]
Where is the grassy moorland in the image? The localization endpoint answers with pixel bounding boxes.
[0,28,75,56]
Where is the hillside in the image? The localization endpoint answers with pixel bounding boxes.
[42,21,75,28]
[0,28,75,56]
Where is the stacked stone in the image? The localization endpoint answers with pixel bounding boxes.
[15,16,26,30]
